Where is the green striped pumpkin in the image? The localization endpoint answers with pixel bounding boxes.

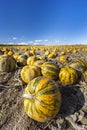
[20,65,41,83]
[23,76,61,122]
[69,58,87,73]
[83,70,87,82]
[27,56,37,66]
[59,66,78,85]
[33,60,45,68]
[0,55,16,72]
[77,58,87,68]
[17,55,28,67]
[41,62,59,80]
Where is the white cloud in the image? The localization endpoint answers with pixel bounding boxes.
[55,40,61,43]
[44,39,48,42]
[4,42,28,45]
[16,42,28,45]
[35,40,42,42]
[33,42,40,45]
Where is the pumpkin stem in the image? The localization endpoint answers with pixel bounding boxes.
[23,93,35,100]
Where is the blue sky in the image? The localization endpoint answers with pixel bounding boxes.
[0,0,87,45]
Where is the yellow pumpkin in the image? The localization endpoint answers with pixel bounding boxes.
[23,76,62,122]
[36,55,45,60]
[20,65,41,83]
[7,51,13,57]
[41,62,59,80]
[59,66,78,85]
[27,56,37,66]
[69,58,87,73]
[45,51,50,56]
[59,55,67,63]
[0,55,16,72]
[83,70,87,82]
[33,60,45,68]
[13,53,20,60]
[17,55,28,67]
[24,51,30,57]
[48,53,57,58]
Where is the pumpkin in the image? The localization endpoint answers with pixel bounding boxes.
[73,49,77,53]
[13,53,20,61]
[33,60,45,68]
[7,51,14,57]
[48,53,57,58]
[2,48,7,52]
[0,55,16,72]
[41,62,59,80]
[23,76,61,122]
[77,58,87,68]
[20,65,41,83]
[60,51,65,55]
[83,70,87,82]
[17,55,28,67]
[69,58,87,73]
[0,50,3,55]
[27,56,37,66]
[29,49,35,56]
[24,51,30,57]
[4,50,9,55]
[45,51,50,56]
[59,66,78,85]
[0,55,3,59]
[59,55,67,63]
[36,55,45,60]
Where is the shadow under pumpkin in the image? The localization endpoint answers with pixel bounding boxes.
[57,85,85,118]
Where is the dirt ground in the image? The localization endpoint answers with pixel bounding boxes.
[0,50,87,130]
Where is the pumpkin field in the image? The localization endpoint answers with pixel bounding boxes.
[0,45,87,130]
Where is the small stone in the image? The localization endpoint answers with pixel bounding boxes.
[77,115,83,122]
[70,114,77,122]
[56,119,64,124]
[80,117,87,125]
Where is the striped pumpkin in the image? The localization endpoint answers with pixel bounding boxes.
[27,56,37,66]
[24,51,30,57]
[59,55,67,63]
[7,51,14,57]
[23,76,62,122]
[69,58,87,73]
[36,55,45,60]
[17,55,28,67]
[13,53,20,61]
[77,58,87,68]
[20,65,41,83]
[33,60,45,68]
[41,62,59,80]
[48,53,57,58]
[0,55,16,72]
[83,70,87,82]
[59,66,78,85]
[0,55,2,59]
[45,51,50,56]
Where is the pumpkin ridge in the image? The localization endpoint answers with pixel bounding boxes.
[42,66,59,73]
[36,78,56,93]
[34,101,51,118]
[29,102,33,118]
[36,98,59,110]
[29,76,43,93]
[38,86,59,95]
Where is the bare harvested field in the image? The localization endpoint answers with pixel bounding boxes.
[0,45,87,130]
